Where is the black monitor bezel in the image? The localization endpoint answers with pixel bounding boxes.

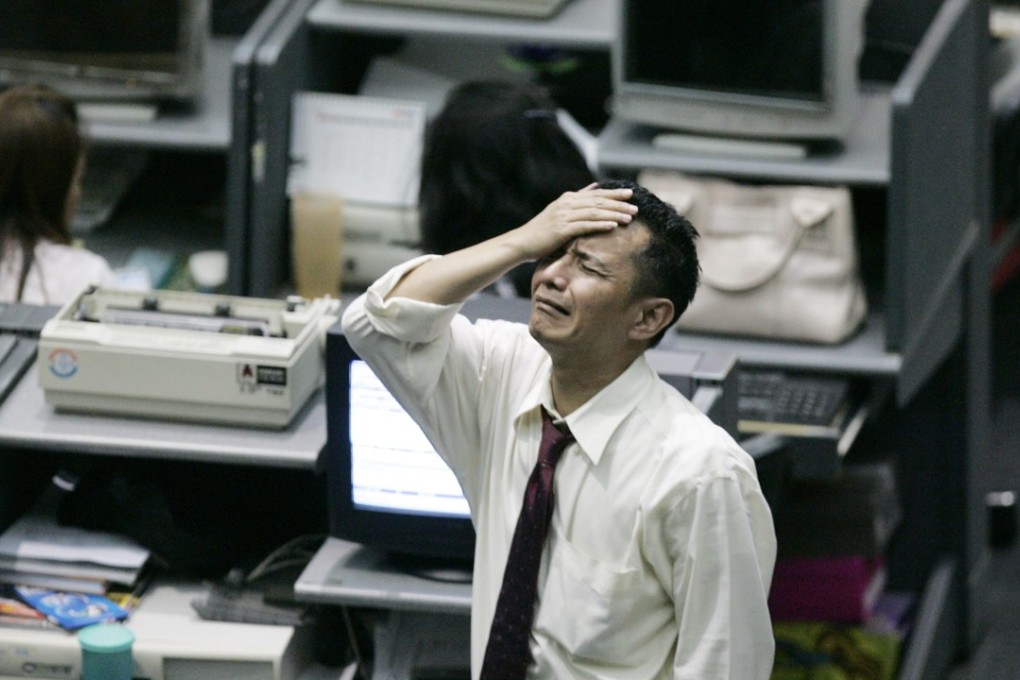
[324,329,477,565]
[0,0,208,103]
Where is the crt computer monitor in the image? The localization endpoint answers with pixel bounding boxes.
[611,0,868,143]
[325,329,476,567]
[0,0,209,103]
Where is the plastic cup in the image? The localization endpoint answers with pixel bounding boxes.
[78,623,135,680]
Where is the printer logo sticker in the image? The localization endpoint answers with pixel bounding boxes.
[237,363,288,393]
[47,349,79,379]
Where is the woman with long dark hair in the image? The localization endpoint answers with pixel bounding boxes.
[419,80,595,297]
[0,83,117,304]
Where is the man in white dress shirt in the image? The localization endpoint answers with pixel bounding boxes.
[341,180,776,679]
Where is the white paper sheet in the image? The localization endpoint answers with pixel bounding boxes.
[292,92,427,207]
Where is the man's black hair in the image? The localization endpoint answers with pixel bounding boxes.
[598,178,700,346]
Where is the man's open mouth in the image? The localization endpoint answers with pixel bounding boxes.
[534,296,569,315]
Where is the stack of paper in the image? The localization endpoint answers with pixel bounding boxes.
[0,489,150,595]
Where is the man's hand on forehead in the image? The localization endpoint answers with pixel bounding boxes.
[516,184,637,262]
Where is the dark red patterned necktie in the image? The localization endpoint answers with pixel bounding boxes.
[480,408,574,680]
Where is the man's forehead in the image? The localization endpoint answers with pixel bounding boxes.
[573,221,649,254]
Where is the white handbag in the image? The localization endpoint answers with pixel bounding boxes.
[639,169,868,344]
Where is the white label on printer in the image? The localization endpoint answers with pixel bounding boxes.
[257,366,287,386]
[237,363,288,391]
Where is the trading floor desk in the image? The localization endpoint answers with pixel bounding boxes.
[0,359,328,469]
[0,355,331,678]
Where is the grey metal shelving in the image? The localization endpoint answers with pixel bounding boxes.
[0,362,326,470]
[599,87,892,187]
[305,0,616,45]
[663,313,903,378]
[82,36,237,152]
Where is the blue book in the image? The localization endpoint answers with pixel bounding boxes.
[14,587,129,630]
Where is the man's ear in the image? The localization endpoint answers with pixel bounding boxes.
[629,298,675,342]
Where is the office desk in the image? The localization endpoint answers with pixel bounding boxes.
[0,360,327,470]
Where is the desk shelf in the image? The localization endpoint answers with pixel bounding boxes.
[296,537,472,614]
[83,37,237,152]
[599,87,892,187]
[0,361,326,470]
[663,311,902,379]
[305,0,616,46]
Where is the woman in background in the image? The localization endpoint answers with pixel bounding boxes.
[418,80,596,297]
[0,83,117,305]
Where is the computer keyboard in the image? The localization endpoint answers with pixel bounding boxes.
[0,303,60,404]
[737,370,851,429]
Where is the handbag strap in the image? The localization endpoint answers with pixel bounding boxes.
[699,196,834,293]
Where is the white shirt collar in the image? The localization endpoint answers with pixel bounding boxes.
[514,353,658,465]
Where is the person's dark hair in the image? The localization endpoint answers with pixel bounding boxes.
[0,83,84,299]
[598,178,700,346]
[419,80,596,296]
